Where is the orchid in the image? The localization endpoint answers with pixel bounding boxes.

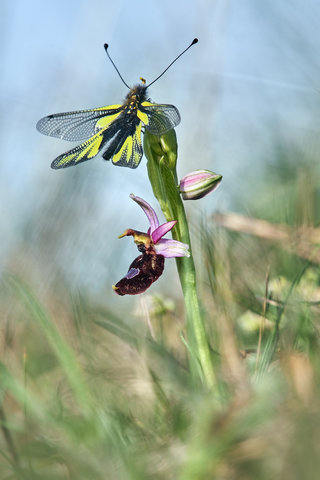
[113,194,190,296]
[179,170,222,200]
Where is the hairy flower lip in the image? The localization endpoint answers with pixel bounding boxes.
[179,169,222,200]
[113,253,165,296]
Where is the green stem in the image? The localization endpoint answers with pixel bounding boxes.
[144,130,215,388]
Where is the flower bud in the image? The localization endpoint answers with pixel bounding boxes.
[179,170,222,200]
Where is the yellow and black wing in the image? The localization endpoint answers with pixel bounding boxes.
[138,102,181,135]
[102,117,143,169]
[37,105,143,169]
[36,105,122,141]
[37,101,180,170]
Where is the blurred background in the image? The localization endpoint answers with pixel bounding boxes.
[2,0,320,307]
[2,2,320,479]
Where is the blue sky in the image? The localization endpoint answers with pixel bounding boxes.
[1,0,320,297]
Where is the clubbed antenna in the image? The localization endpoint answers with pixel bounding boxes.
[147,38,198,87]
[104,43,130,89]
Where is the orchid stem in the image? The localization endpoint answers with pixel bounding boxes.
[144,130,215,388]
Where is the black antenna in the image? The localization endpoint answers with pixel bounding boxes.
[104,43,130,89]
[147,38,198,88]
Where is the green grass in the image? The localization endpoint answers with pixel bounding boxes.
[1,157,320,479]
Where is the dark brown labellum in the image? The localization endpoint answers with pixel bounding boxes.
[114,253,165,296]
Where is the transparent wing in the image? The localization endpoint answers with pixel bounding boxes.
[140,103,181,135]
[51,131,106,169]
[51,114,143,170]
[51,117,123,169]
[36,105,123,141]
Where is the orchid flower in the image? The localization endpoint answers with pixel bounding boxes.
[179,170,222,200]
[113,194,190,296]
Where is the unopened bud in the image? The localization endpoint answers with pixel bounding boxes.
[179,170,222,200]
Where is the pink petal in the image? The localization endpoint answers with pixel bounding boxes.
[151,220,177,244]
[130,194,159,233]
[154,238,190,258]
[179,170,222,200]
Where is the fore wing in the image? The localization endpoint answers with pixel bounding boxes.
[139,103,181,135]
[36,105,123,141]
